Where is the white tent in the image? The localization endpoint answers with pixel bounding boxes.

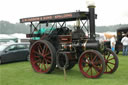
[10,33,26,39]
[0,34,15,39]
[0,33,29,44]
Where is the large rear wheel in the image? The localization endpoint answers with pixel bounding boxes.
[78,50,105,78]
[30,40,56,74]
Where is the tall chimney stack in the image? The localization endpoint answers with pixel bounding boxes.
[86,0,96,40]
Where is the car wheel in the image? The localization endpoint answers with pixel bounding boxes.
[27,55,30,61]
[0,59,2,64]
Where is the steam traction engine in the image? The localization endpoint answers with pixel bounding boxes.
[20,5,118,78]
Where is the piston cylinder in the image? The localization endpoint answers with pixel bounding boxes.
[82,40,100,50]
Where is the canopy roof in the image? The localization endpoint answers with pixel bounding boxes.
[117,27,128,32]
[20,11,96,23]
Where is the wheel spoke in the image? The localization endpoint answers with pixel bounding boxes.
[82,63,89,68]
[85,64,89,67]
[92,64,100,72]
[33,59,40,64]
[33,50,42,56]
[38,48,42,55]
[98,60,102,64]
[42,59,47,70]
[46,59,51,63]
[90,53,93,61]
[108,58,115,61]
[107,64,112,71]
[107,53,110,60]
[43,45,48,55]
[38,43,43,52]
[93,66,99,74]
[92,55,97,62]
[83,56,90,64]
[105,64,108,72]
[91,67,93,76]
[45,56,51,60]
[44,58,49,68]
[40,62,43,71]
[44,46,49,54]
[108,61,115,65]
[94,60,102,65]
[44,52,51,57]
[42,45,46,54]
[85,55,89,59]
[86,67,91,73]
[86,57,90,64]
[34,56,40,58]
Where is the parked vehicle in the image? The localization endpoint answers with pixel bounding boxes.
[104,27,128,54]
[0,43,29,64]
[116,27,128,54]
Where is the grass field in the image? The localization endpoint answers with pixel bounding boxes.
[0,53,128,85]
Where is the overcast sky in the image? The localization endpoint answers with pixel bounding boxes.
[0,0,128,26]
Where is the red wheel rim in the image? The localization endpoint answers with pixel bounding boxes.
[103,49,117,73]
[30,41,53,73]
[79,51,104,78]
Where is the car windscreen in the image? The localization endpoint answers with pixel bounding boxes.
[17,44,29,50]
[0,45,7,51]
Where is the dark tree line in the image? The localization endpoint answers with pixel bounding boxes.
[0,21,29,34]
[0,20,128,34]
[96,24,128,32]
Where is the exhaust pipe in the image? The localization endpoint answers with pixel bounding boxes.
[86,0,96,40]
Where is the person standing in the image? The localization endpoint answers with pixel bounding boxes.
[121,34,128,56]
[110,35,116,52]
